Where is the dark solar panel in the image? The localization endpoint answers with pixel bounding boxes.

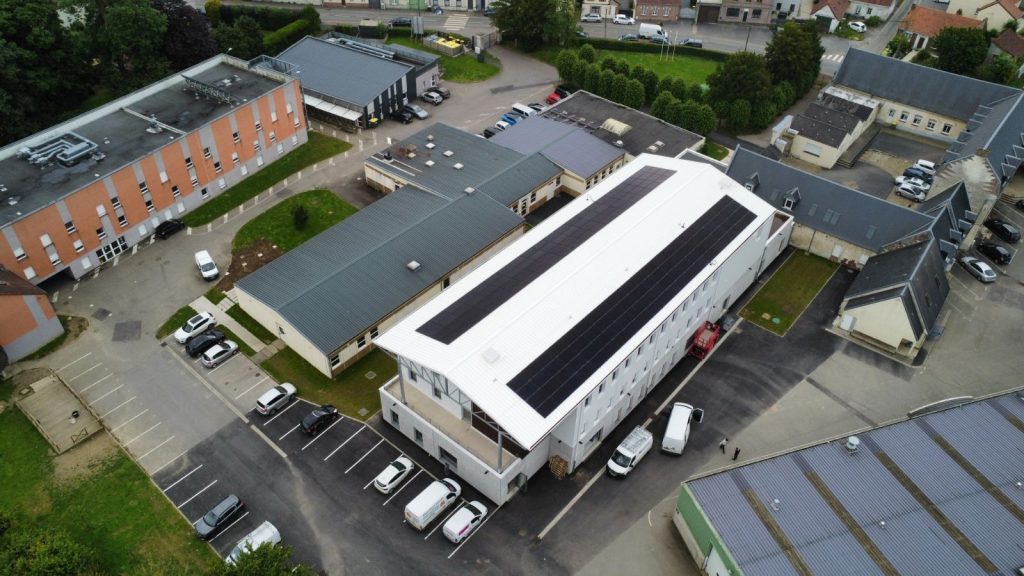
[417,166,676,344]
[509,196,757,417]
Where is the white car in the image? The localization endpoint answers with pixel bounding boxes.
[174,311,216,344]
[373,456,414,494]
[255,383,297,415]
[613,14,635,24]
[443,501,488,543]
[896,183,926,202]
[848,21,867,33]
[201,340,239,368]
[580,13,602,22]
[959,256,997,283]
[894,175,929,192]
[493,120,510,131]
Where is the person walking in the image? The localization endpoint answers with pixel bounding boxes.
[719,438,729,453]
[732,446,741,461]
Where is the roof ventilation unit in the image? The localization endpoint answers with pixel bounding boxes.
[6,195,22,206]
[464,187,475,195]
[426,134,434,142]
[844,436,860,454]
[646,144,658,153]
[425,160,435,167]
[443,150,454,157]
[453,163,464,170]
[425,142,435,149]
[614,140,624,148]
[406,260,421,272]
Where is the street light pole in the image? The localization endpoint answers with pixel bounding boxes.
[744,25,751,51]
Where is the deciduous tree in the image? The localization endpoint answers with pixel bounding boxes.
[153,0,217,70]
[764,21,824,101]
[708,52,772,104]
[933,27,989,75]
[213,15,264,60]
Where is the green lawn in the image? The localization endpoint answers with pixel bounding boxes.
[531,47,719,85]
[701,141,729,161]
[182,133,351,227]
[204,287,227,305]
[388,36,501,83]
[261,347,396,420]
[0,393,217,573]
[155,305,199,340]
[232,189,357,253]
[225,304,277,345]
[741,252,838,335]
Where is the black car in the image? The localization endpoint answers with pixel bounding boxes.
[185,329,225,358]
[430,86,451,99]
[482,128,497,139]
[618,33,639,42]
[389,17,412,26]
[680,37,704,48]
[977,241,1013,265]
[394,110,414,124]
[554,86,571,99]
[903,167,933,184]
[985,218,1022,243]
[195,494,244,540]
[301,404,340,435]
[154,219,185,239]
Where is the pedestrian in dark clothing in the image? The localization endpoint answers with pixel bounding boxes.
[732,447,741,461]
[719,438,729,453]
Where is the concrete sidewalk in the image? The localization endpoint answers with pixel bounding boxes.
[190,295,267,353]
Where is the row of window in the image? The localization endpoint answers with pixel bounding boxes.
[585,163,619,191]
[888,108,954,134]
[638,5,672,17]
[725,7,764,17]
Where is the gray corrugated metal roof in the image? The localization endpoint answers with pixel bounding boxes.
[489,116,624,178]
[945,93,1024,185]
[475,153,562,206]
[833,49,1020,121]
[323,32,439,69]
[790,114,851,148]
[540,90,702,158]
[686,391,1024,576]
[726,148,934,251]
[235,186,522,353]
[277,36,412,106]
[366,123,527,199]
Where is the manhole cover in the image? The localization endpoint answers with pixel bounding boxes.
[365,371,377,380]
[357,408,369,417]
[112,320,142,341]
[93,308,112,321]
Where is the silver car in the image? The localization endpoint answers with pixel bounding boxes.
[201,340,239,368]
[255,383,297,415]
[896,183,926,202]
[422,91,443,106]
[959,256,997,283]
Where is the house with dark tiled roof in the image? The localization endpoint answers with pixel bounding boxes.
[811,0,851,32]
[991,28,1024,61]
[782,87,880,168]
[899,5,984,50]
[947,0,1022,30]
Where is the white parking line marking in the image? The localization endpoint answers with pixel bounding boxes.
[99,396,136,418]
[425,505,462,541]
[138,436,175,460]
[111,409,148,432]
[279,424,300,441]
[209,512,250,542]
[448,502,503,559]
[345,439,383,474]
[177,479,217,509]
[324,426,366,461]
[163,464,203,492]
[263,401,298,426]
[301,417,344,451]
[67,363,102,382]
[234,377,268,400]
[249,424,288,459]
[124,422,161,446]
[207,356,237,374]
[153,450,189,475]
[57,353,92,372]
[80,373,114,393]
[91,384,124,403]
[296,397,319,408]
[382,469,422,505]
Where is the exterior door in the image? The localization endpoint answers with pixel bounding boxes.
[369,0,381,7]
[742,9,748,21]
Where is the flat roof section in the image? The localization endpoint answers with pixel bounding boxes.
[276,36,412,107]
[509,195,756,416]
[416,165,676,344]
[0,58,285,227]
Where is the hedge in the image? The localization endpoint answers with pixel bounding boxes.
[581,38,728,62]
[219,4,304,29]
[265,19,321,54]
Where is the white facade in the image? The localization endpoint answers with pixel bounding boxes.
[377,155,793,504]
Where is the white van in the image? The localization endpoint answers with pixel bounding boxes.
[511,103,536,117]
[661,402,694,455]
[195,250,220,281]
[226,521,281,565]
[607,426,653,477]
[914,159,936,175]
[405,478,461,531]
[638,22,665,39]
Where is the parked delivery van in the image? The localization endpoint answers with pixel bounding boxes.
[661,402,694,455]
[405,478,461,530]
[638,23,665,39]
[607,426,653,477]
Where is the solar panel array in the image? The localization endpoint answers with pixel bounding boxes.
[416,166,676,344]
[509,195,757,416]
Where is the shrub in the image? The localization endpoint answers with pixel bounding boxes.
[580,38,728,60]
[264,19,321,55]
[728,99,751,130]
[865,15,882,27]
[578,43,597,63]
[292,204,309,230]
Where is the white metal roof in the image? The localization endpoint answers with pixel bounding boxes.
[376,154,776,449]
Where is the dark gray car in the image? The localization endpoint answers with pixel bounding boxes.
[195,494,244,540]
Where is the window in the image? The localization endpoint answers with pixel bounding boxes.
[409,371,417,382]
[111,196,121,209]
[357,335,366,348]
[330,354,341,368]
[414,428,423,445]
[213,161,222,173]
[926,119,936,131]
[203,147,211,159]
[231,152,239,165]
[803,142,822,157]
[752,8,762,17]
[726,7,740,16]
[589,429,602,443]
[23,266,36,280]
[899,111,909,122]
[200,187,209,199]
[663,6,670,15]
[912,114,922,126]
[254,140,261,152]
[96,227,107,240]
[65,221,76,234]
[584,395,591,407]
[232,131,240,143]
[191,176,199,187]
[145,199,155,213]
[640,5,647,15]
[139,181,149,194]
[159,171,168,183]
[370,326,379,339]
[270,111,278,122]
[254,121,262,131]
[438,447,457,470]
[73,240,84,253]
[49,252,60,266]
[625,357,630,368]
[942,123,953,134]
[867,7,873,14]
[530,191,537,203]
[172,185,180,198]
[599,383,605,394]
[612,369,618,381]
[13,247,26,261]
[185,156,193,169]
[442,276,451,289]
[269,131,277,143]
[117,214,128,227]
[391,411,399,426]
[433,384,442,399]
[286,103,293,114]
[888,109,896,119]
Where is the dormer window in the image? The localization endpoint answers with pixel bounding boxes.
[783,188,801,210]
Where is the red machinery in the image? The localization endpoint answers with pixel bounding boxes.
[689,322,721,360]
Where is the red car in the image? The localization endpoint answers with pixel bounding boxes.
[545,92,562,105]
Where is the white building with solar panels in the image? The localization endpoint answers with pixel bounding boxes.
[375,154,794,504]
